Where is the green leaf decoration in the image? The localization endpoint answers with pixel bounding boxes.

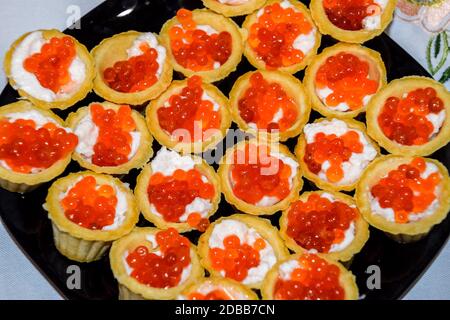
[427,32,449,76]
[438,66,450,83]
[434,33,441,58]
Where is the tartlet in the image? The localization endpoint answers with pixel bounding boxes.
[110,227,204,300]
[0,101,78,193]
[197,214,289,289]
[261,252,359,300]
[304,43,387,119]
[146,76,231,154]
[45,171,139,262]
[295,118,379,192]
[242,0,321,73]
[310,0,397,43]
[134,148,221,233]
[202,0,267,17]
[355,155,450,243]
[218,139,302,215]
[366,76,450,156]
[4,29,94,110]
[66,101,153,175]
[229,70,311,141]
[160,8,244,83]
[91,31,172,105]
[280,190,369,262]
[179,277,259,300]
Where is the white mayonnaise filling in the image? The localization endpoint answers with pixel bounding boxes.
[10,31,86,102]
[316,86,374,112]
[426,110,446,138]
[218,0,249,5]
[126,32,166,79]
[279,259,300,280]
[362,0,388,31]
[370,162,441,223]
[208,219,277,285]
[74,111,140,162]
[202,92,220,112]
[304,119,377,186]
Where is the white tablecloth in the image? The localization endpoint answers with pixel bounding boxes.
[0,0,448,300]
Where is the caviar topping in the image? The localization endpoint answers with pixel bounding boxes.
[61,176,118,230]
[248,1,315,69]
[187,289,232,300]
[126,228,191,288]
[0,116,77,173]
[157,76,221,143]
[238,72,298,132]
[370,158,441,223]
[377,87,445,146]
[286,193,357,252]
[323,0,383,31]
[169,9,232,71]
[274,254,344,300]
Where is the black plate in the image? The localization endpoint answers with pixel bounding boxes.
[0,0,448,300]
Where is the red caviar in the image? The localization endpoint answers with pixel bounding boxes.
[157,76,221,142]
[103,43,159,93]
[0,118,77,173]
[370,158,441,223]
[323,0,381,31]
[248,2,314,69]
[187,289,231,300]
[23,36,76,93]
[169,9,232,71]
[315,53,379,111]
[90,104,136,167]
[286,193,357,252]
[230,144,293,205]
[304,130,363,182]
[148,167,214,228]
[378,87,445,146]
[238,72,298,132]
[209,234,265,282]
[126,228,191,288]
[61,176,117,230]
[274,254,344,300]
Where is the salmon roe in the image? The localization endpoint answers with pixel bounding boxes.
[126,228,191,288]
[103,43,159,93]
[0,118,77,173]
[378,87,445,146]
[274,254,344,300]
[370,158,441,224]
[248,2,314,69]
[187,289,231,300]
[209,234,267,282]
[230,144,293,205]
[169,9,232,71]
[148,168,214,230]
[23,36,77,93]
[286,193,357,252]
[157,76,221,143]
[61,176,117,230]
[238,72,298,132]
[304,130,363,183]
[90,104,136,167]
[316,53,379,111]
[323,0,381,31]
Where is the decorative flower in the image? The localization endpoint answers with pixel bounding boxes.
[396,0,450,33]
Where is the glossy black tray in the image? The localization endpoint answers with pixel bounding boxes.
[0,0,448,300]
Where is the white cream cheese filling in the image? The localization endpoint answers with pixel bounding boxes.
[362,0,388,31]
[426,110,446,138]
[316,86,374,112]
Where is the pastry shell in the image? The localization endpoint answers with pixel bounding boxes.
[0,101,74,193]
[229,70,311,141]
[242,0,321,74]
[45,171,139,262]
[355,155,450,242]
[304,43,387,119]
[160,9,244,83]
[218,139,303,215]
[66,101,153,175]
[146,78,231,154]
[310,0,397,44]
[91,31,172,105]
[202,0,267,17]
[179,277,259,300]
[197,214,289,290]
[279,190,369,262]
[134,154,221,233]
[4,29,94,110]
[366,76,450,156]
[110,227,204,300]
